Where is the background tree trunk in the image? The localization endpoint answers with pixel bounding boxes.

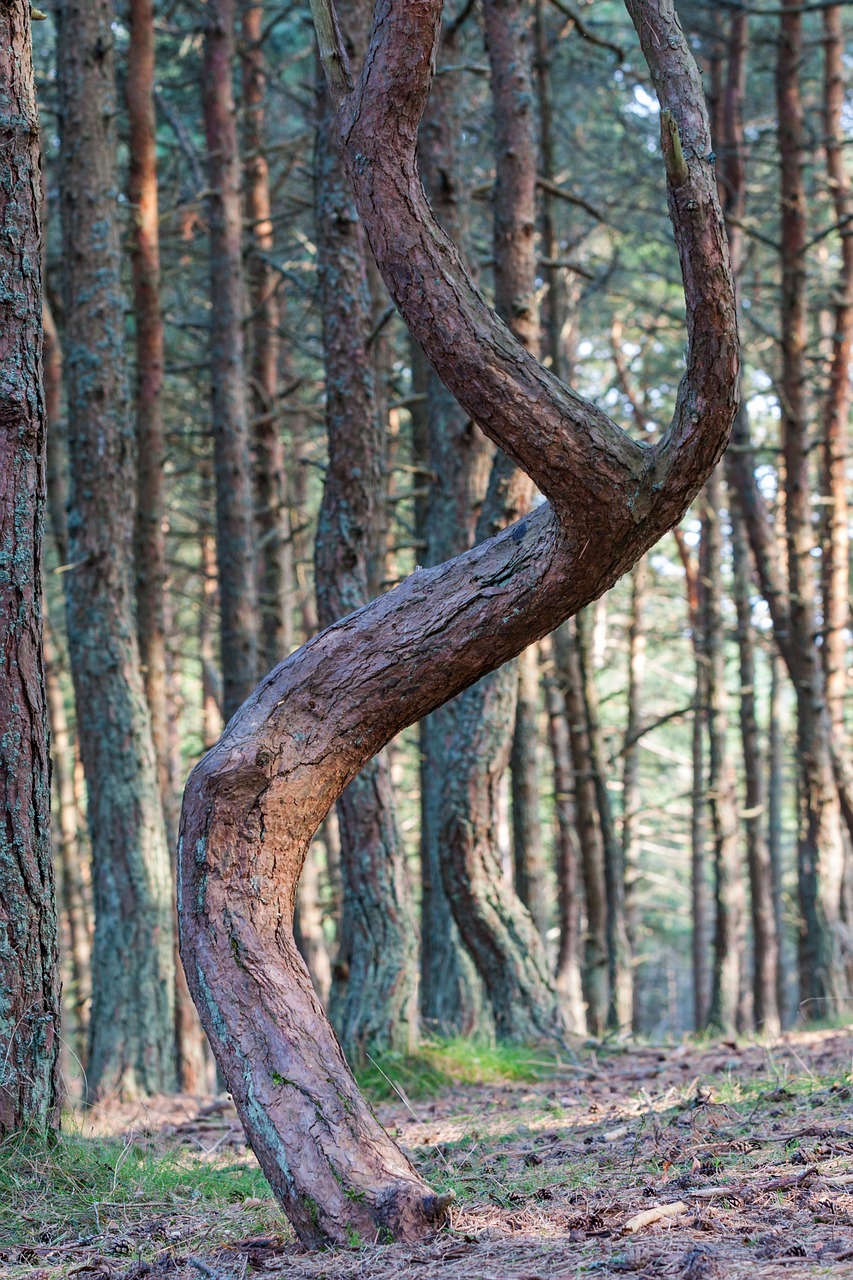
[202,0,259,721]
[57,0,177,1098]
[314,5,418,1057]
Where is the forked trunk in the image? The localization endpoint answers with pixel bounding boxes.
[179,0,738,1245]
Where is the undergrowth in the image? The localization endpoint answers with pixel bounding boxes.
[355,1035,564,1100]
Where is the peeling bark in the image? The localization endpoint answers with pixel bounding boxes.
[179,0,738,1246]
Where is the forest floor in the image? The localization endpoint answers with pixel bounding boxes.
[4,1030,853,1278]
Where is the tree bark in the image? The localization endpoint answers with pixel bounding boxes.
[542,638,586,1033]
[702,469,748,1033]
[416,26,490,1036]
[438,0,558,1043]
[819,3,851,735]
[178,0,738,1245]
[622,558,646,1016]
[0,0,60,1132]
[203,0,259,721]
[314,6,418,1058]
[554,621,608,1034]
[731,487,780,1033]
[777,2,846,1013]
[57,0,177,1098]
[511,645,548,941]
[242,1,293,675]
[576,608,633,1034]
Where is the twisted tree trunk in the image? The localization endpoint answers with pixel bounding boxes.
[178,0,738,1247]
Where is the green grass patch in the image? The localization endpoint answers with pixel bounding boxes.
[0,1126,280,1252]
[355,1036,564,1101]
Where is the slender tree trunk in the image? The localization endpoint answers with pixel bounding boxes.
[576,608,633,1033]
[819,3,851,735]
[203,0,259,721]
[702,470,748,1033]
[542,638,586,1033]
[511,645,548,940]
[777,2,846,1014]
[242,2,292,674]
[57,0,176,1098]
[622,559,646,1009]
[0,2,60,1130]
[731,489,780,1032]
[554,622,608,1035]
[768,651,787,1023]
[127,0,207,1095]
[416,25,490,1035]
[674,527,709,1029]
[178,0,738,1244]
[314,10,417,1057]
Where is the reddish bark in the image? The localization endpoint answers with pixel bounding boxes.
[179,0,738,1247]
[242,4,293,673]
[203,0,259,719]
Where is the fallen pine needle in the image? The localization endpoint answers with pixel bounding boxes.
[624,1201,688,1233]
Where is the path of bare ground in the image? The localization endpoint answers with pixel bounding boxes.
[4,1031,853,1279]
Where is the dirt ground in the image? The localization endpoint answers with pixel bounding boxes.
[6,1030,853,1279]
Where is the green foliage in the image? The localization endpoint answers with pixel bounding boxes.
[355,1036,563,1101]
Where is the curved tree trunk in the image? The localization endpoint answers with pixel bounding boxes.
[314,5,418,1057]
[57,0,177,1098]
[178,0,738,1246]
[0,0,60,1133]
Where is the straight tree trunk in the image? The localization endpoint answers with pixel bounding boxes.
[242,2,293,674]
[541,638,586,1033]
[178,0,739,1244]
[127,0,207,1095]
[768,651,788,1023]
[819,3,852,735]
[57,0,177,1098]
[203,0,259,721]
[576,608,633,1033]
[314,5,417,1057]
[554,622,608,1034]
[511,645,548,940]
[674,526,709,1029]
[622,559,646,993]
[702,469,748,1033]
[0,0,60,1131]
[731,488,781,1032]
[777,2,846,1013]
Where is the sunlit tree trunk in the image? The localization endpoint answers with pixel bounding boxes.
[512,645,548,940]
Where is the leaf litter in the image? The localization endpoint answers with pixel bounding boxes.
[3,1028,853,1279]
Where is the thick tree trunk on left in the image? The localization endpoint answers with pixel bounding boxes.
[179,0,738,1246]
[57,0,176,1098]
[0,0,60,1133]
[314,1,418,1057]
